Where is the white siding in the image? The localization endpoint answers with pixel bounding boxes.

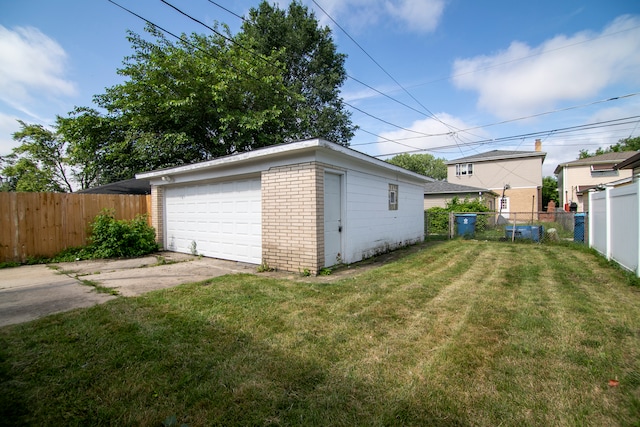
[342,170,424,264]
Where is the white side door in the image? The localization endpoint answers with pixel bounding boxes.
[324,173,343,267]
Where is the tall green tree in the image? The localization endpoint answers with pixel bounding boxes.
[59,2,355,186]
[0,121,72,192]
[542,176,559,209]
[239,1,356,145]
[578,136,640,159]
[386,153,447,180]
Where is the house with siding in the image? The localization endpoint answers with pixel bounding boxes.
[423,181,497,210]
[446,143,546,217]
[137,138,431,274]
[614,151,640,183]
[554,151,636,212]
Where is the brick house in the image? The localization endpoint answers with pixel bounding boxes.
[137,138,431,274]
[446,143,546,217]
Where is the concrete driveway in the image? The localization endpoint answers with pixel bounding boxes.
[0,252,256,327]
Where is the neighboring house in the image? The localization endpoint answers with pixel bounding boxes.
[554,151,636,212]
[614,151,640,182]
[447,143,546,217]
[423,181,497,210]
[136,138,431,274]
[78,178,151,195]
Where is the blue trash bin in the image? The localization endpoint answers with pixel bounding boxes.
[455,214,477,238]
[574,213,586,243]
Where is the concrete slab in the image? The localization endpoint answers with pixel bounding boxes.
[0,253,257,327]
[0,265,116,327]
[80,257,256,297]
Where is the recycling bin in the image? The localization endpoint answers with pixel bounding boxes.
[574,213,586,243]
[455,214,477,238]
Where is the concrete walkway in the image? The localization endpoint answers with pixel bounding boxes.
[0,252,256,327]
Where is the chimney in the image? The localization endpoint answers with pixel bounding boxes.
[535,139,542,152]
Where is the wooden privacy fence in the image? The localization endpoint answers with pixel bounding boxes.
[0,192,151,263]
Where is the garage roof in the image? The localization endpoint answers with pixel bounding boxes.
[137,138,434,184]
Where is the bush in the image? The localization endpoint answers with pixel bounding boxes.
[87,209,158,258]
[425,207,450,234]
[426,197,492,234]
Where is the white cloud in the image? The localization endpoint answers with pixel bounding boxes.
[451,15,640,119]
[0,26,77,116]
[0,112,20,156]
[309,0,445,33]
[370,113,487,157]
[385,0,444,33]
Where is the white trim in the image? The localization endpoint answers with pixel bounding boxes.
[137,138,432,184]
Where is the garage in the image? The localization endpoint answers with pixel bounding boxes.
[138,138,430,273]
[164,177,261,264]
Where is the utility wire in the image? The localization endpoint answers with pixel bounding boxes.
[351,92,640,147]
[374,115,640,157]
[310,0,459,132]
[206,0,245,21]
[165,0,453,139]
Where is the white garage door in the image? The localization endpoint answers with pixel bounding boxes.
[164,177,261,264]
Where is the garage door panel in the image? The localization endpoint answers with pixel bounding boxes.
[165,178,261,264]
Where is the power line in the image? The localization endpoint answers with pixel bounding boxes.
[205,0,453,136]
[169,0,454,140]
[351,92,640,147]
[373,115,640,157]
[352,23,640,101]
[310,0,459,133]
[206,0,245,22]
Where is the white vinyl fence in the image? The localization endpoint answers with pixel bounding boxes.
[589,181,640,276]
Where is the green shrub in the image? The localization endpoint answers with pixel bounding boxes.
[87,209,158,258]
[426,197,492,234]
[425,207,450,234]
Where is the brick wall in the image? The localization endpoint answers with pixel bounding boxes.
[502,187,541,217]
[151,185,165,248]
[262,162,324,274]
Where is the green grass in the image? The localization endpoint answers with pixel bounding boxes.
[2,240,640,426]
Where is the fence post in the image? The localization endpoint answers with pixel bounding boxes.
[605,187,612,261]
[637,181,640,277]
[449,211,454,239]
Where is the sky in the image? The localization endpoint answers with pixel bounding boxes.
[1,0,640,178]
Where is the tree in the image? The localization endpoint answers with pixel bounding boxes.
[577,136,640,159]
[0,121,73,192]
[542,176,559,209]
[59,3,355,186]
[239,1,356,145]
[386,153,447,180]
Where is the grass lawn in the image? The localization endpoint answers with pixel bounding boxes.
[2,240,640,426]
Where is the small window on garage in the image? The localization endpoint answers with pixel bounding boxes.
[389,184,398,210]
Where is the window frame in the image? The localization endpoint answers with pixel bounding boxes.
[388,184,398,210]
[455,163,473,176]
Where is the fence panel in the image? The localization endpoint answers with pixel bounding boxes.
[589,191,608,257]
[610,185,639,274]
[0,192,151,263]
[589,183,640,276]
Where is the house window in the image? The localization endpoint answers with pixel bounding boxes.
[456,163,473,176]
[389,184,398,210]
[590,164,618,178]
